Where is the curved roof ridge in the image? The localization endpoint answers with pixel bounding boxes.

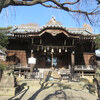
[68,28,86,30]
[46,17,62,26]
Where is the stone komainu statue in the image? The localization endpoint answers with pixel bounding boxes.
[94,68,100,98]
[95,68,100,83]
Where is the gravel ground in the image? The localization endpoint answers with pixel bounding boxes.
[0,80,98,100]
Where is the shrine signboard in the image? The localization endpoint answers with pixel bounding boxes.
[28,57,36,64]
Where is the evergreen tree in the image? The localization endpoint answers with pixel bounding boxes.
[0,27,12,51]
[95,34,100,49]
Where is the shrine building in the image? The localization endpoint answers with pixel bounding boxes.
[6,17,96,76]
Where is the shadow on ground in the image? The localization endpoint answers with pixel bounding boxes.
[28,79,97,100]
[8,83,29,100]
[7,79,97,100]
[43,89,67,100]
[28,80,57,100]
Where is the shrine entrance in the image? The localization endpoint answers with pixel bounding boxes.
[34,51,71,69]
[29,32,74,69]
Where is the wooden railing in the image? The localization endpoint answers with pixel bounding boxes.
[74,65,96,71]
[14,63,28,68]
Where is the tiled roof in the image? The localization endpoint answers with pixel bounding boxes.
[10,17,94,36]
[67,28,92,35]
[16,23,40,29]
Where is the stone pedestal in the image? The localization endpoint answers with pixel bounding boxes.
[94,68,100,98]
[0,87,16,96]
[0,70,16,96]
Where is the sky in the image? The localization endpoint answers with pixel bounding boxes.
[0,4,100,34]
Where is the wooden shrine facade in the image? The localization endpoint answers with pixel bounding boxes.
[6,17,96,75]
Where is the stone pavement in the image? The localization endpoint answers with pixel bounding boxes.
[0,80,98,100]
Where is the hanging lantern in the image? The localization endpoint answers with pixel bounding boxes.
[44,48,46,52]
[31,49,33,53]
[65,48,67,52]
[59,48,61,53]
[72,51,75,54]
[51,48,54,53]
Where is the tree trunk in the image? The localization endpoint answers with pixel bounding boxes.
[0,0,11,13]
[0,7,2,13]
[0,0,4,13]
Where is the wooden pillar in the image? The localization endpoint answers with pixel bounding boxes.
[30,50,34,73]
[51,53,53,67]
[30,38,34,73]
[31,50,34,57]
[71,52,75,78]
[71,52,75,66]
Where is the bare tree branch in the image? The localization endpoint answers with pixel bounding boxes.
[13,0,47,6]
[0,0,100,25]
[41,3,60,9]
[62,0,80,5]
[96,0,100,4]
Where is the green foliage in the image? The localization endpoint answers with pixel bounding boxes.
[0,32,9,48]
[0,26,12,49]
[0,26,12,30]
[95,34,100,49]
[0,61,14,70]
[0,64,7,70]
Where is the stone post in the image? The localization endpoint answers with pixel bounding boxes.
[0,70,16,96]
